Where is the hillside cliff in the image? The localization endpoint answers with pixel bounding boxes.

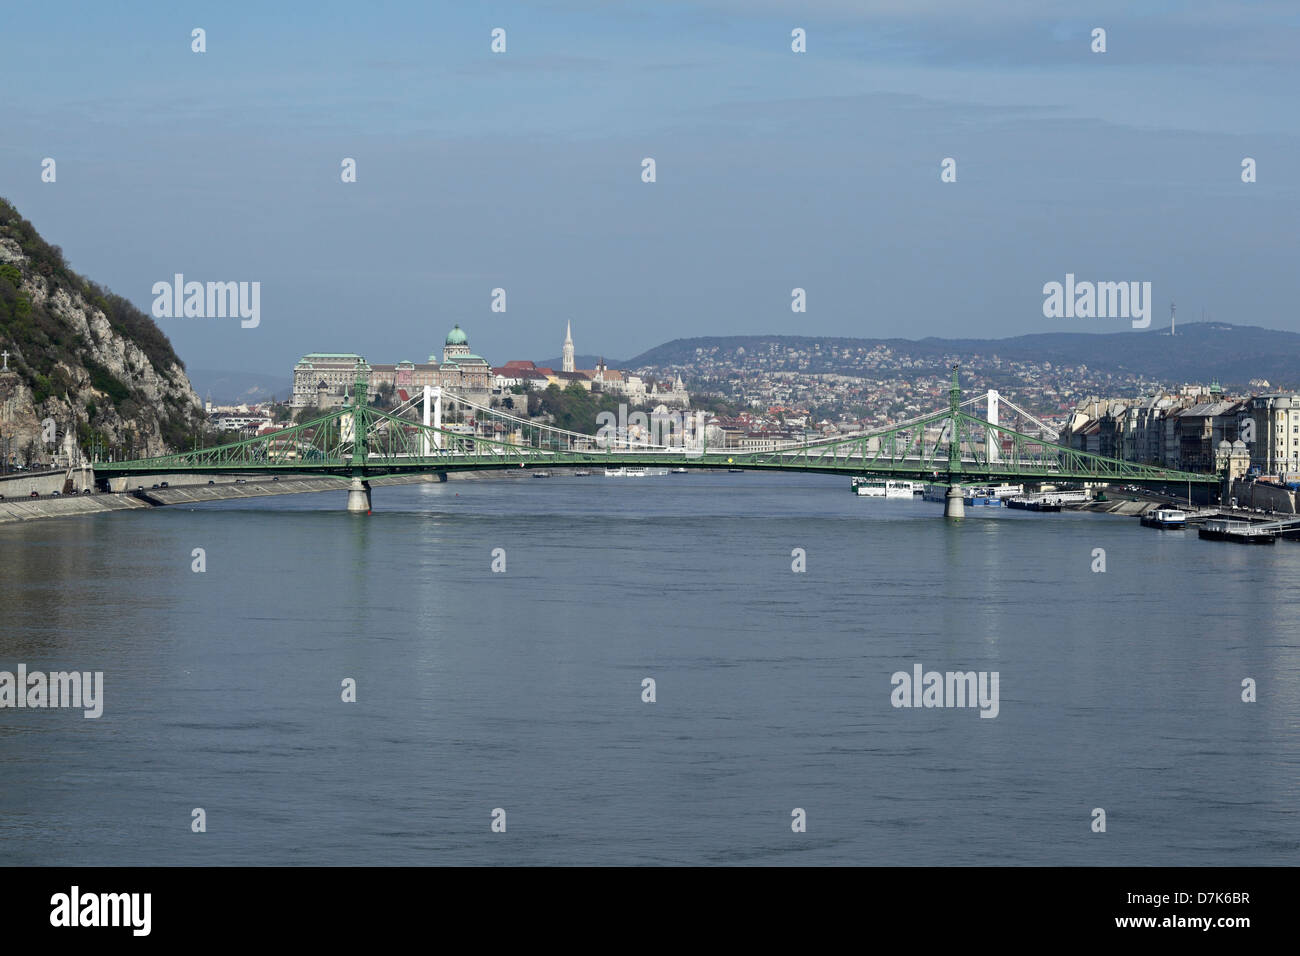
[0,199,203,466]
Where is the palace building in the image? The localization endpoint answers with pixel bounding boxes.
[291,325,493,408]
[291,322,685,412]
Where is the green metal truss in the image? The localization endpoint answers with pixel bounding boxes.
[97,368,1220,487]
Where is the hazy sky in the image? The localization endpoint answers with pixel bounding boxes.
[2,0,1297,375]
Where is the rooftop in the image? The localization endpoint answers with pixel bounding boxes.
[299,352,364,362]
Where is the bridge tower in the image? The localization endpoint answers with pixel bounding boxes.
[422,385,442,455]
[347,362,372,513]
[986,389,1000,464]
[944,364,964,519]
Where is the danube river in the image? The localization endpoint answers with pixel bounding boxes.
[1,472,1296,865]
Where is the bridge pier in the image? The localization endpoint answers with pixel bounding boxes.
[944,483,965,519]
[346,477,371,513]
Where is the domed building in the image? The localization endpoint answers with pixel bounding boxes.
[426,324,491,394]
[291,325,492,408]
[443,324,470,360]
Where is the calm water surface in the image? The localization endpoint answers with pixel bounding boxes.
[1,472,1297,865]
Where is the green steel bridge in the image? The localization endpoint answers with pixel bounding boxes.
[96,365,1221,513]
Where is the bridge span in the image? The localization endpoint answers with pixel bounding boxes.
[96,366,1220,517]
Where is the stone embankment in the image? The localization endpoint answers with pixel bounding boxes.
[0,473,448,524]
[1069,499,1158,517]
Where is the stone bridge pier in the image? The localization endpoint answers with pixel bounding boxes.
[346,476,371,513]
[944,483,965,519]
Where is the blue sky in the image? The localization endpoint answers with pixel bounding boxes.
[2,0,1297,377]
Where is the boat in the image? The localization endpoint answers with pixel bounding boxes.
[1008,490,1089,511]
[965,486,1007,507]
[728,468,744,473]
[853,477,922,497]
[531,470,551,478]
[1140,508,1186,529]
[573,470,591,476]
[604,467,648,477]
[1198,518,1276,544]
[921,482,1021,506]
[671,467,688,474]
[855,479,921,498]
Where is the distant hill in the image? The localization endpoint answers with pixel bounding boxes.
[625,323,1299,388]
[188,368,288,406]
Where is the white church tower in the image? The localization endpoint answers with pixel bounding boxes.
[562,321,575,373]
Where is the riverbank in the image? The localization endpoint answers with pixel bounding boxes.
[0,473,454,525]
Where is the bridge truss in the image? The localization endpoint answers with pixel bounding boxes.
[97,365,1219,489]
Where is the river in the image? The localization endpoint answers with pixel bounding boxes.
[1,472,1296,865]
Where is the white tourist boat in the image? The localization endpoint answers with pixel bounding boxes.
[855,479,922,498]
[1140,508,1186,529]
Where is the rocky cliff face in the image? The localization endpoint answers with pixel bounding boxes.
[0,199,204,466]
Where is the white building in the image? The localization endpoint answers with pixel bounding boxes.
[1248,393,1300,476]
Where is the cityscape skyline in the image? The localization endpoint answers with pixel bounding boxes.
[2,1,1297,374]
[3,1,1298,897]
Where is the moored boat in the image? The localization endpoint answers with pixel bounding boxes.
[1008,490,1088,511]
[1140,508,1186,529]
[1198,518,1276,544]
[855,478,921,498]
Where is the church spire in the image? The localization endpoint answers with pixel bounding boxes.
[562,321,575,372]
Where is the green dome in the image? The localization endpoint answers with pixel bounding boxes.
[445,325,468,346]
